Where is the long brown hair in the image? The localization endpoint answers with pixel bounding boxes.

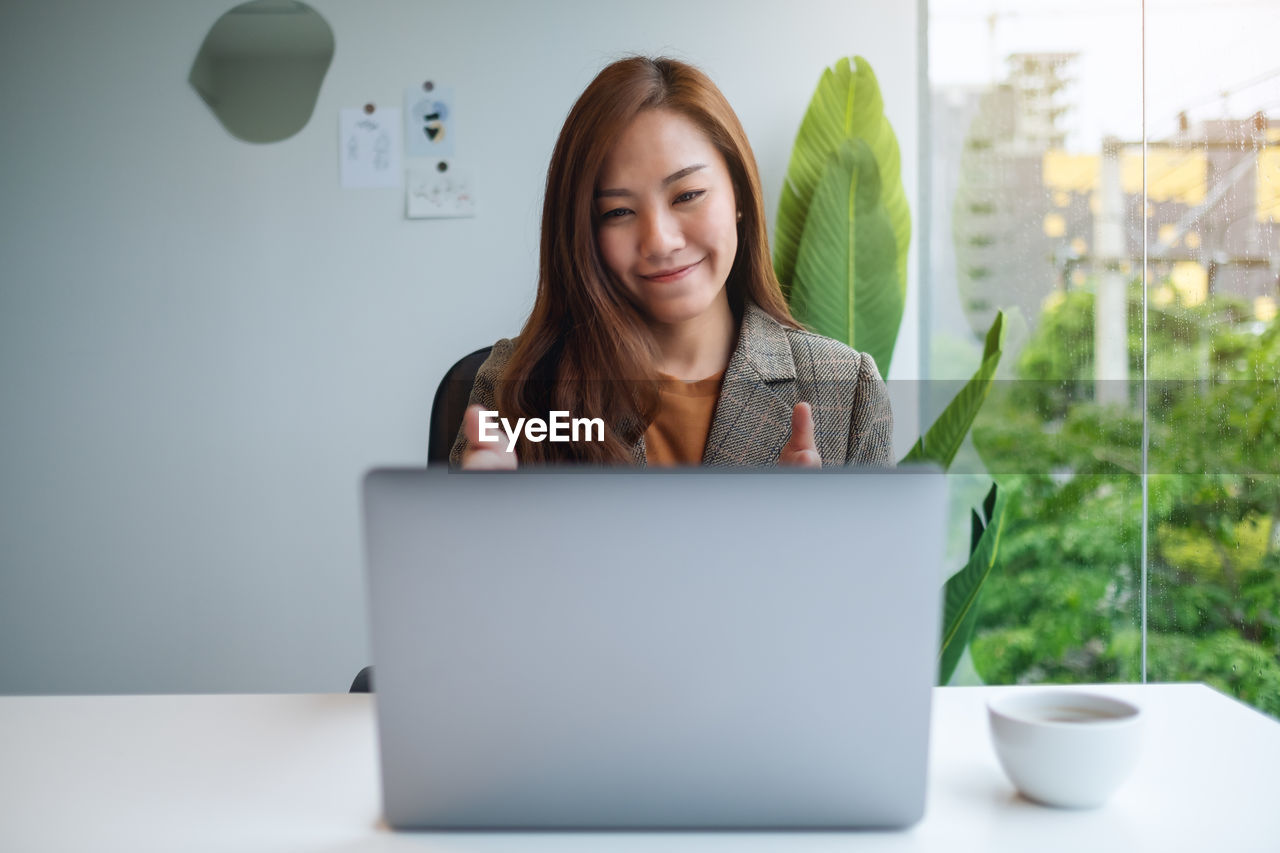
[498,56,798,463]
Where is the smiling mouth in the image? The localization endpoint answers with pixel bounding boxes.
[641,259,702,282]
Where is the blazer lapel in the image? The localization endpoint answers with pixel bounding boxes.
[702,303,797,466]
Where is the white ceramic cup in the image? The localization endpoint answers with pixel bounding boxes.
[987,690,1143,809]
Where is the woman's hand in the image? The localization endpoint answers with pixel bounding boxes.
[779,402,822,468]
[460,404,519,470]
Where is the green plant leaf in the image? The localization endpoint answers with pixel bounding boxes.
[938,482,1008,685]
[902,311,1006,470]
[788,140,903,372]
[775,56,910,317]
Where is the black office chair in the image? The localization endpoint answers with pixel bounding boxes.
[350,345,493,694]
[349,665,374,693]
[427,346,494,465]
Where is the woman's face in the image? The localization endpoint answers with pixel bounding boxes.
[593,109,739,328]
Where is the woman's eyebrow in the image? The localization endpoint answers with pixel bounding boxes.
[594,164,708,199]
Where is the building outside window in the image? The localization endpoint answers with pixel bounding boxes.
[927,0,1280,715]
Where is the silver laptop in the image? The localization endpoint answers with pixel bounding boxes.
[361,466,946,830]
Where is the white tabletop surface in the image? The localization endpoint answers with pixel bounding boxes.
[2,683,1278,852]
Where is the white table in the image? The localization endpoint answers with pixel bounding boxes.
[2,684,1278,852]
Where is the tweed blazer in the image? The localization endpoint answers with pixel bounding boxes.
[448,301,894,467]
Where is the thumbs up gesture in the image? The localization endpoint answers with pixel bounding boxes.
[780,402,822,468]
[460,404,519,470]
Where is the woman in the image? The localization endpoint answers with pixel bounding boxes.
[451,56,892,469]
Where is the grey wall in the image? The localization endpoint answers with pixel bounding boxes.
[0,0,919,694]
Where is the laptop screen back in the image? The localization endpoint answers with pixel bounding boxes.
[362,467,946,829]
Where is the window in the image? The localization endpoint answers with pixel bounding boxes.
[927,0,1280,715]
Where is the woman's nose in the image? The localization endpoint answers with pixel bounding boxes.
[638,209,684,258]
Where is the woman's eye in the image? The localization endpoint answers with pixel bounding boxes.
[675,190,705,204]
[601,207,631,220]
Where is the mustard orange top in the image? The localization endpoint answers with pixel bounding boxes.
[643,370,726,466]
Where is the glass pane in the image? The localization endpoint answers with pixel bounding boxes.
[1145,0,1280,716]
[927,1,1145,685]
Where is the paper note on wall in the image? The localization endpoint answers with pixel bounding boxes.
[404,85,455,159]
[339,108,403,188]
[406,160,475,219]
